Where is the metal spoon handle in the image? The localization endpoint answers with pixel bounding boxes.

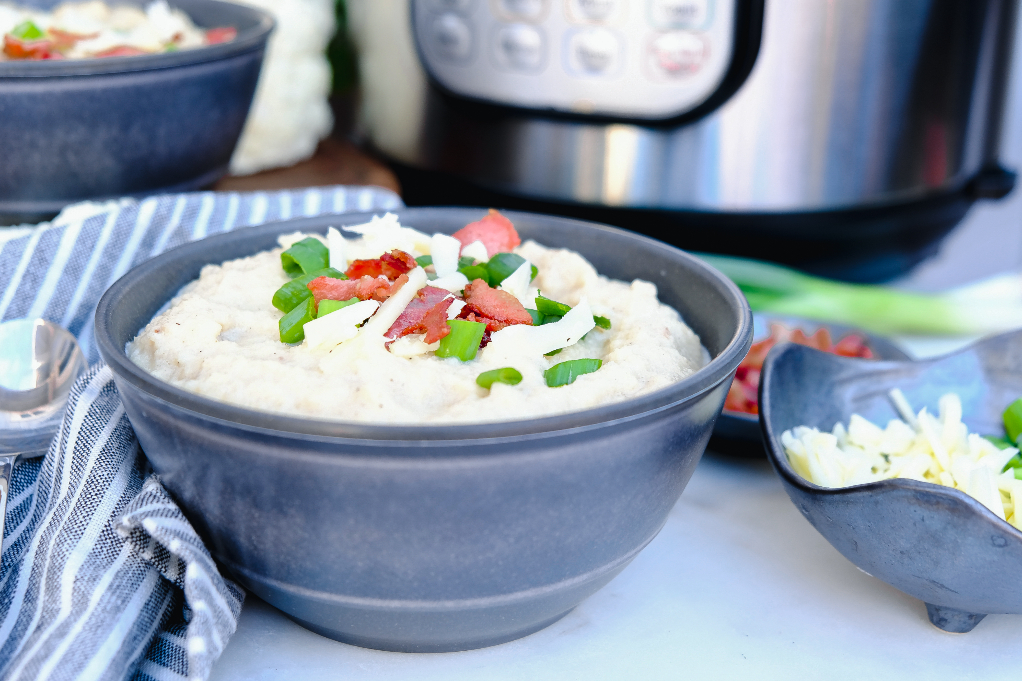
[0,454,17,552]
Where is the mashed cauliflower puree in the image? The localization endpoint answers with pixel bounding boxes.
[127,213,706,424]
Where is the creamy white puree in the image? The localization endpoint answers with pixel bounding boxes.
[127,229,706,424]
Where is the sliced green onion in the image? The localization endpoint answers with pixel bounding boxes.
[544,358,602,387]
[271,267,346,312]
[458,255,476,268]
[11,20,43,39]
[318,297,359,317]
[165,43,179,52]
[545,348,562,356]
[536,295,610,330]
[458,265,490,286]
[696,252,1022,336]
[281,237,330,277]
[531,264,538,280]
[415,255,433,268]
[1004,398,1022,445]
[1004,452,1022,471]
[279,296,315,343]
[526,308,543,325]
[486,253,527,286]
[535,295,571,317]
[476,367,523,389]
[435,320,487,361]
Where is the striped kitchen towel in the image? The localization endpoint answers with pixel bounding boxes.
[0,186,404,681]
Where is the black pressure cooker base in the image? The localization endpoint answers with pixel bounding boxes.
[393,162,975,284]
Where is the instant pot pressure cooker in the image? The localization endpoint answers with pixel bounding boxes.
[350,0,1018,281]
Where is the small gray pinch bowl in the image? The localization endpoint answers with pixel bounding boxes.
[760,330,1022,633]
[710,315,910,456]
[0,0,273,225]
[95,207,753,653]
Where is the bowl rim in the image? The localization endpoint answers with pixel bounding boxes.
[95,207,754,442]
[0,0,274,78]
[759,335,1022,537]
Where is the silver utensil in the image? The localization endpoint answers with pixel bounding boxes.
[0,319,86,547]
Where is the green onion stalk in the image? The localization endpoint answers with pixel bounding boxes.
[697,253,1022,336]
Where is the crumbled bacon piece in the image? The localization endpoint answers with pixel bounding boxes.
[725,323,874,415]
[94,45,149,57]
[452,209,521,258]
[3,35,58,59]
[307,273,408,307]
[385,286,454,344]
[205,26,237,44]
[457,279,533,333]
[345,249,417,280]
[47,28,97,50]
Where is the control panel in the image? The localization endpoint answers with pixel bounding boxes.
[412,0,737,119]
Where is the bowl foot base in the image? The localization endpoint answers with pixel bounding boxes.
[925,603,987,633]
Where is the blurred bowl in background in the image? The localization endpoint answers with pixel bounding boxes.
[709,314,910,456]
[0,0,273,226]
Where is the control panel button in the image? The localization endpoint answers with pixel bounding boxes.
[566,28,621,75]
[494,23,545,70]
[649,0,710,28]
[648,31,707,76]
[568,0,618,22]
[432,13,474,61]
[497,0,547,20]
[428,0,474,11]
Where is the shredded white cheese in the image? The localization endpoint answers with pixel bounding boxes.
[430,233,462,277]
[327,226,346,271]
[486,297,596,358]
[430,272,469,293]
[461,240,489,263]
[302,300,379,351]
[499,260,534,308]
[782,391,1022,529]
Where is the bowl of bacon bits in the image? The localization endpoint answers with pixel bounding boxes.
[0,0,272,224]
[711,316,909,454]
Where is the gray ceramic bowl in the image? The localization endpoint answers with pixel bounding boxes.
[711,315,910,456]
[0,0,273,225]
[95,207,753,652]
[760,331,1022,633]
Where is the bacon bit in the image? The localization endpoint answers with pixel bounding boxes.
[205,26,237,44]
[94,45,149,57]
[385,286,454,344]
[3,35,58,59]
[307,273,408,307]
[458,279,533,333]
[725,323,874,415]
[48,28,98,49]
[452,209,521,258]
[345,249,417,281]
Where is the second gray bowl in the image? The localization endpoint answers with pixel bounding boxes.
[95,207,753,652]
[760,331,1022,633]
[0,0,273,224]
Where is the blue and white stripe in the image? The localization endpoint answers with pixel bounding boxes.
[0,185,403,680]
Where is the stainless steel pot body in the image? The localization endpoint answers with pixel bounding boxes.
[94,208,753,652]
[352,0,1016,212]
